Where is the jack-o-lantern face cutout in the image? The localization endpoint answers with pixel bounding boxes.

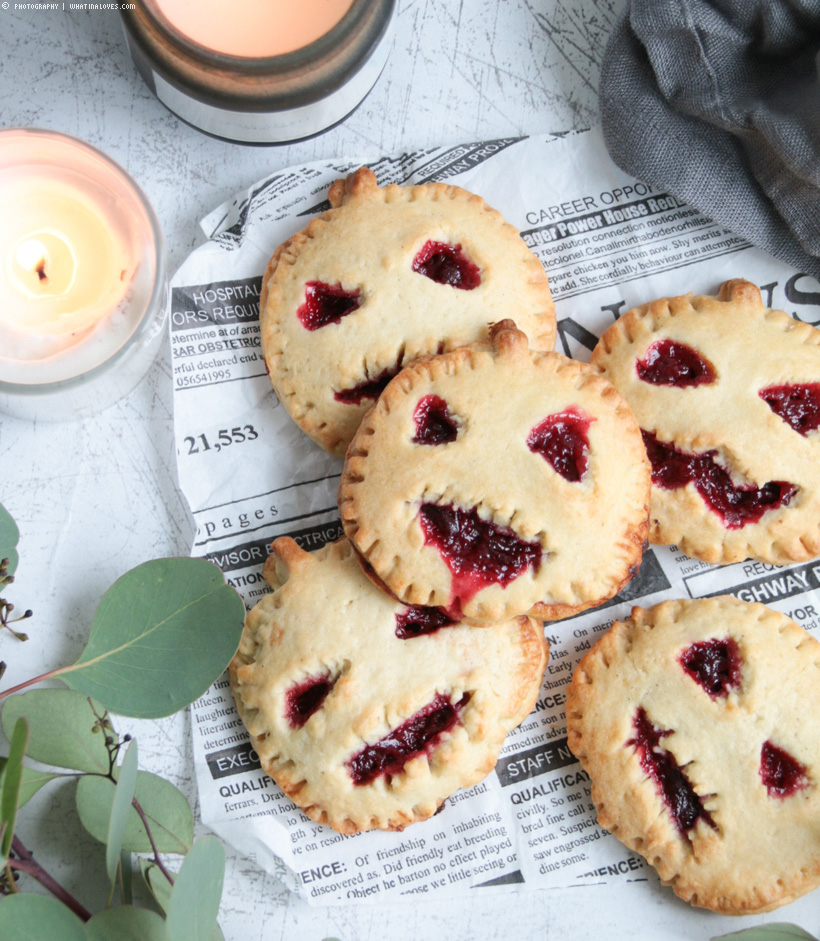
[229,537,548,835]
[339,321,651,624]
[567,596,820,915]
[259,167,556,456]
[591,279,820,565]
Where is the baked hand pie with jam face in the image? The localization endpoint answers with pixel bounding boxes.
[229,536,548,835]
[338,320,651,624]
[259,166,556,456]
[567,596,820,914]
[591,278,820,564]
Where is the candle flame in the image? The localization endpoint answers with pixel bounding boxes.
[16,238,50,282]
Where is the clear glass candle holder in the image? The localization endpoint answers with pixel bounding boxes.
[0,128,168,422]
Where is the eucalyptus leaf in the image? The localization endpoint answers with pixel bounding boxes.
[1,689,109,772]
[106,738,138,885]
[0,893,86,940]
[0,757,64,808]
[60,558,245,718]
[1,716,28,859]
[85,905,170,941]
[141,860,224,941]
[712,926,820,941]
[77,769,193,854]
[166,836,225,941]
[0,502,20,576]
[14,764,63,807]
[141,858,173,914]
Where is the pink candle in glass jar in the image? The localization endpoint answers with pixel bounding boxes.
[120,0,396,143]
[153,0,356,58]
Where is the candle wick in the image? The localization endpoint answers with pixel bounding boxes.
[35,259,48,283]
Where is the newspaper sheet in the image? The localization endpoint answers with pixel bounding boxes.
[170,127,820,903]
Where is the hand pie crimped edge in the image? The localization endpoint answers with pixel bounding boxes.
[339,320,650,624]
[590,279,820,565]
[229,536,549,834]
[566,595,820,914]
[259,167,557,456]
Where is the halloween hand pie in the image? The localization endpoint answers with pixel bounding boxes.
[567,596,820,914]
[338,320,651,624]
[591,279,820,564]
[259,167,556,456]
[229,536,548,834]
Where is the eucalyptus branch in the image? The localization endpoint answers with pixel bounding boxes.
[0,604,32,643]
[9,836,92,922]
[0,555,32,645]
[0,507,237,935]
[132,798,175,887]
[89,701,120,778]
[91,703,177,887]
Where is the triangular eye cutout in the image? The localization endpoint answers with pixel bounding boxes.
[285,673,336,728]
[760,741,809,798]
[297,281,361,330]
[412,395,459,445]
[412,241,481,290]
[527,408,593,482]
[636,339,716,387]
[759,383,820,436]
[679,638,741,698]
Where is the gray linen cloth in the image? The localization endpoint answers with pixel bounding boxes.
[600,0,820,282]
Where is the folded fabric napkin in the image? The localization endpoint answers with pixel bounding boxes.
[600,0,820,282]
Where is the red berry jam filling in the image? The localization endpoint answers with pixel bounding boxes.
[760,383,820,436]
[395,605,457,639]
[412,241,481,290]
[297,281,361,330]
[627,708,716,834]
[285,673,335,729]
[334,364,401,405]
[413,395,459,445]
[679,638,741,698]
[636,339,716,387]
[642,430,797,529]
[759,741,809,798]
[347,692,470,786]
[527,408,594,482]
[419,503,542,608]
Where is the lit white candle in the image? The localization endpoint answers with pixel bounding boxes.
[0,130,166,419]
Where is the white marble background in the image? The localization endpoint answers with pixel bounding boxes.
[3,1,820,938]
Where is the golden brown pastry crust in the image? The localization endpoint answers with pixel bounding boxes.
[567,596,820,914]
[260,167,556,456]
[591,279,820,564]
[229,536,548,834]
[339,320,650,623]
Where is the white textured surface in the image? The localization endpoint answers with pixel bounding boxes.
[3,2,820,938]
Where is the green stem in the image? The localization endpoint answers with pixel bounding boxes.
[4,861,18,893]
[106,875,116,909]
[9,836,92,922]
[0,666,67,702]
